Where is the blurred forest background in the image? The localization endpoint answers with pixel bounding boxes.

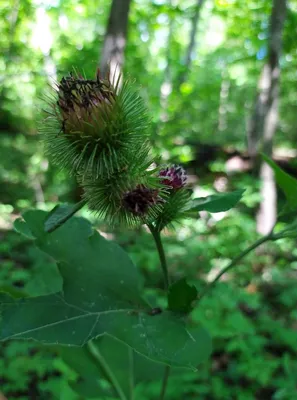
[1,0,297,399]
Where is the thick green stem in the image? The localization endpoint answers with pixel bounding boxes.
[148,225,170,290]
[198,231,275,301]
[87,340,127,400]
[147,225,171,399]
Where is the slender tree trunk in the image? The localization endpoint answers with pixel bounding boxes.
[8,0,20,56]
[159,1,174,125]
[0,0,20,109]
[153,0,176,144]
[99,0,132,84]
[218,66,230,133]
[247,0,287,234]
[178,0,206,85]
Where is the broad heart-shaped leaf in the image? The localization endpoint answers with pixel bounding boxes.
[25,247,63,297]
[190,189,245,213]
[3,210,211,370]
[44,200,86,233]
[262,153,297,209]
[168,279,197,314]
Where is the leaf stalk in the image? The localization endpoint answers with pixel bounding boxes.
[87,340,128,400]
[198,229,276,301]
[148,224,170,290]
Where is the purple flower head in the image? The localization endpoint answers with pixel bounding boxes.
[159,165,187,189]
[123,185,163,216]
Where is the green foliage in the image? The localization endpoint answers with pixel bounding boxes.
[2,210,211,370]
[190,189,246,213]
[262,153,297,209]
[59,336,166,399]
[167,278,197,314]
[1,198,297,398]
[59,341,114,398]
[14,218,36,240]
[45,201,86,233]
[2,0,297,397]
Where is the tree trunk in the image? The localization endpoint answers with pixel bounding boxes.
[8,0,21,56]
[159,1,174,125]
[247,0,287,234]
[218,66,230,133]
[99,0,132,84]
[153,0,176,144]
[178,0,206,85]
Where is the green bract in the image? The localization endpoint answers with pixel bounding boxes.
[41,71,150,179]
[153,188,192,231]
[80,162,162,226]
[40,70,195,228]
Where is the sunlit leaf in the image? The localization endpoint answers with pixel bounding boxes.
[190,189,245,213]
[262,153,297,209]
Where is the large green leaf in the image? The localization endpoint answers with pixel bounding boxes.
[60,344,111,398]
[190,189,245,213]
[25,248,63,297]
[60,336,166,399]
[3,210,211,370]
[168,278,197,314]
[44,200,86,233]
[262,153,297,209]
[89,337,133,399]
[13,217,35,239]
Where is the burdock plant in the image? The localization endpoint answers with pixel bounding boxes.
[41,68,192,227]
[4,69,294,399]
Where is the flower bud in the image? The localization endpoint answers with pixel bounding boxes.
[80,150,160,226]
[57,70,115,136]
[123,185,162,216]
[41,69,150,179]
[159,165,187,189]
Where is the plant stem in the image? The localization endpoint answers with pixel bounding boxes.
[198,230,275,301]
[160,366,171,400]
[148,225,170,290]
[87,340,127,400]
[129,347,134,400]
[147,224,171,399]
